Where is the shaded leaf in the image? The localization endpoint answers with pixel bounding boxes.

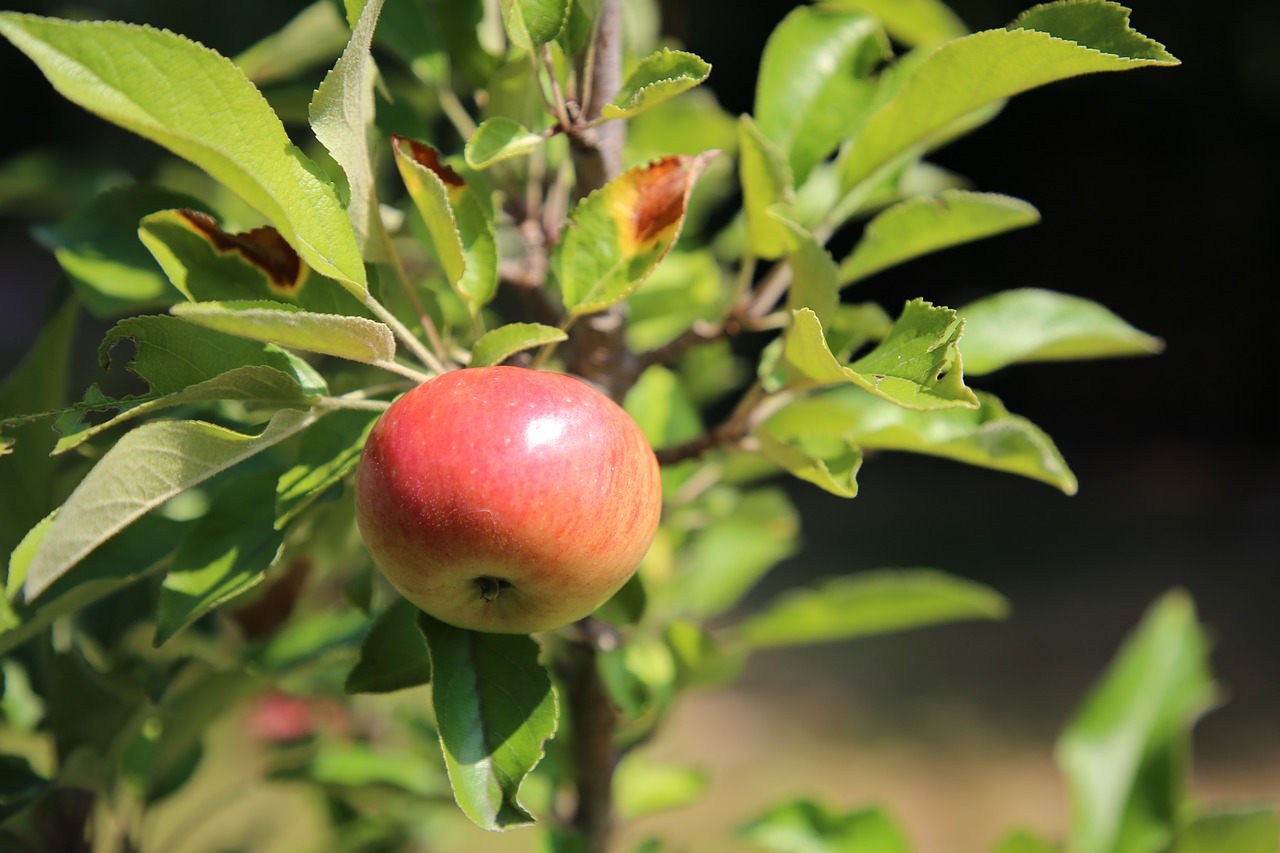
[154,470,285,646]
[1057,591,1216,853]
[738,116,793,260]
[958,288,1163,375]
[602,49,711,120]
[250,607,369,673]
[839,191,1040,286]
[0,755,49,822]
[22,408,320,600]
[776,213,838,327]
[275,408,379,527]
[344,597,432,694]
[233,1,349,85]
[470,323,567,367]
[0,14,365,289]
[465,117,545,169]
[555,153,717,316]
[739,570,1008,649]
[739,800,913,853]
[501,0,570,51]
[1174,807,1280,853]
[625,250,727,352]
[615,754,708,819]
[827,0,968,47]
[991,829,1060,853]
[419,613,558,831]
[840,2,1179,192]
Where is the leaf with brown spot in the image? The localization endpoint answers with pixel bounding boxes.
[554,151,719,317]
[176,210,307,293]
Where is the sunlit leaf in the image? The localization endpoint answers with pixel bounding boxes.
[0,14,366,288]
[555,153,718,316]
[418,613,558,831]
[958,288,1163,375]
[275,408,379,527]
[470,323,567,368]
[991,829,1060,853]
[465,117,545,169]
[754,429,862,498]
[615,754,708,819]
[170,300,396,365]
[500,0,570,51]
[738,116,793,260]
[839,191,1040,286]
[1057,591,1216,853]
[739,800,913,853]
[755,7,888,185]
[840,2,1179,192]
[310,0,385,255]
[233,1,349,85]
[827,0,968,47]
[602,49,711,120]
[739,570,1008,649]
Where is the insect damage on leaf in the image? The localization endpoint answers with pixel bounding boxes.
[609,152,719,258]
[392,134,466,189]
[176,210,308,294]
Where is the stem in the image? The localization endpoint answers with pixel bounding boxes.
[369,358,435,384]
[374,221,453,369]
[566,623,617,853]
[360,291,451,377]
[316,396,392,412]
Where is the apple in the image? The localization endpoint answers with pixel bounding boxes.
[354,366,663,634]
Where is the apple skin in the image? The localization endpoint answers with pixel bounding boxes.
[354,366,662,634]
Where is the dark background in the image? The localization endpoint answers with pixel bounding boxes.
[1,0,1275,792]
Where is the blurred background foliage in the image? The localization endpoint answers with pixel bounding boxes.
[0,0,1275,849]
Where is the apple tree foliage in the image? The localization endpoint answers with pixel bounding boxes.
[0,0,1272,850]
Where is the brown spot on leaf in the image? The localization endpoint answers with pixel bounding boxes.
[613,151,719,255]
[177,209,306,292]
[392,134,465,187]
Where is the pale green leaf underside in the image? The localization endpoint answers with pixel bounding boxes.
[465,117,545,169]
[740,569,1008,649]
[470,323,567,367]
[23,409,319,600]
[840,190,1040,286]
[763,387,1077,494]
[958,288,1163,374]
[171,300,396,364]
[1057,591,1215,853]
[419,614,558,831]
[310,0,385,254]
[785,303,978,410]
[0,14,366,289]
[602,49,711,120]
[840,1,1179,192]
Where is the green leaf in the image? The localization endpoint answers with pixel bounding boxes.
[840,2,1179,192]
[958,288,1163,375]
[615,754,708,819]
[250,606,369,674]
[763,387,1077,494]
[233,1,350,85]
[827,0,968,48]
[555,153,717,316]
[418,613,558,831]
[42,184,207,317]
[0,755,50,822]
[307,740,444,795]
[0,14,366,289]
[275,408,379,527]
[838,191,1040,286]
[3,514,188,656]
[170,300,396,365]
[310,0,385,255]
[1057,591,1216,853]
[754,429,862,498]
[393,135,499,311]
[739,569,1008,649]
[625,250,728,353]
[22,408,320,601]
[470,323,567,368]
[776,213,838,327]
[344,597,432,694]
[153,470,285,646]
[1174,807,1280,853]
[991,829,1060,853]
[784,302,978,411]
[738,116,794,260]
[739,800,913,853]
[465,117,545,170]
[602,49,711,120]
[663,489,800,620]
[754,7,888,185]
[0,297,76,564]
[500,0,570,51]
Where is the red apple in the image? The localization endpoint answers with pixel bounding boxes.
[354,366,662,634]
